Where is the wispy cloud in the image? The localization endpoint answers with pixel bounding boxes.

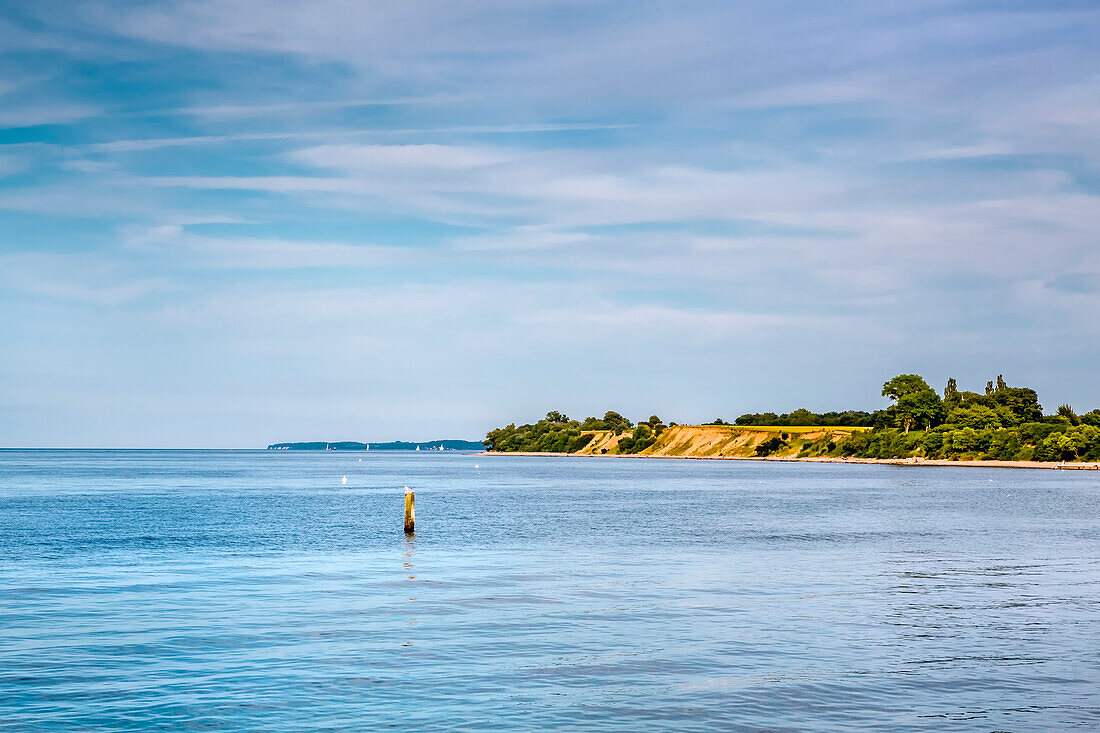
[121,223,415,270]
[291,143,513,171]
[170,94,466,118]
[1,0,1099,445]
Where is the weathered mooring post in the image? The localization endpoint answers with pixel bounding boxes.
[404,486,415,533]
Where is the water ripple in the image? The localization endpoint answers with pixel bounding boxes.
[1,450,1098,731]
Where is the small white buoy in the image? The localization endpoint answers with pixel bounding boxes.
[341,475,348,485]
[358,458,362,462]
[474,464,479,469]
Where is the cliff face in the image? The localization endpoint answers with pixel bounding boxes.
[575,424,867,459]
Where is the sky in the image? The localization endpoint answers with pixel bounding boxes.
[2,1,1099,447]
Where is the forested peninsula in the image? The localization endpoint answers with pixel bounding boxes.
[267,440,483,451]
[483,375,1100,463]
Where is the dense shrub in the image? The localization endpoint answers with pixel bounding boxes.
[755,436,787,456]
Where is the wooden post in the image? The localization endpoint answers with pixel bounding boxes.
[404,487,415,533]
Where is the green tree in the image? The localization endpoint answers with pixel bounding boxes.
[787,408,816,425]
[989,429,1022,460]
[954,427,980,453]
[1057,404,1080,426]
[645,415,667,436]
[620,424,657,454]
[991,387,1042,425]
[944,377,959,404]
[601,411,633,433]
[892,390,943,432]
[882,374,941,432]
[568,433,595,452]
[882,374,933,400]
[948,404,1006,430]
[921,431,941,456]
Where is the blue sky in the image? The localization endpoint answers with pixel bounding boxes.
[2,1,1099,447]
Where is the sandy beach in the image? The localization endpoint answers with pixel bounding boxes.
[481,451,1100,470]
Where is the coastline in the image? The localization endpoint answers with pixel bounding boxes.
[480,451,1100,470]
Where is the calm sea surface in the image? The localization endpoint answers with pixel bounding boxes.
[1,450,1097,731]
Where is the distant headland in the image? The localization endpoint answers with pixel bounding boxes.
[267,440,484,451]
[483,374,1100,466]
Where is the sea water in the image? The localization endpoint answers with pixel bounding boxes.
[1,450,1097,731]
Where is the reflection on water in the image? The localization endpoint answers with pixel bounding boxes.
[0,449,1098,731]
[404,533,417,648]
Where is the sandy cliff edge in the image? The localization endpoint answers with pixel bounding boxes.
[482,424,1099,470]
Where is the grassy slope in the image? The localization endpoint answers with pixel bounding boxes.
[575,424,869,458]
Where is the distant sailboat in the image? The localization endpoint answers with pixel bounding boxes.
[415,445,420,451]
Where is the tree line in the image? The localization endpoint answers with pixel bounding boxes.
[843,374,1100,461]
[483,374,1100,461]
[484,411,668,454]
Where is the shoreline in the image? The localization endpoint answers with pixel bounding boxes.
[479,451,1100,470]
